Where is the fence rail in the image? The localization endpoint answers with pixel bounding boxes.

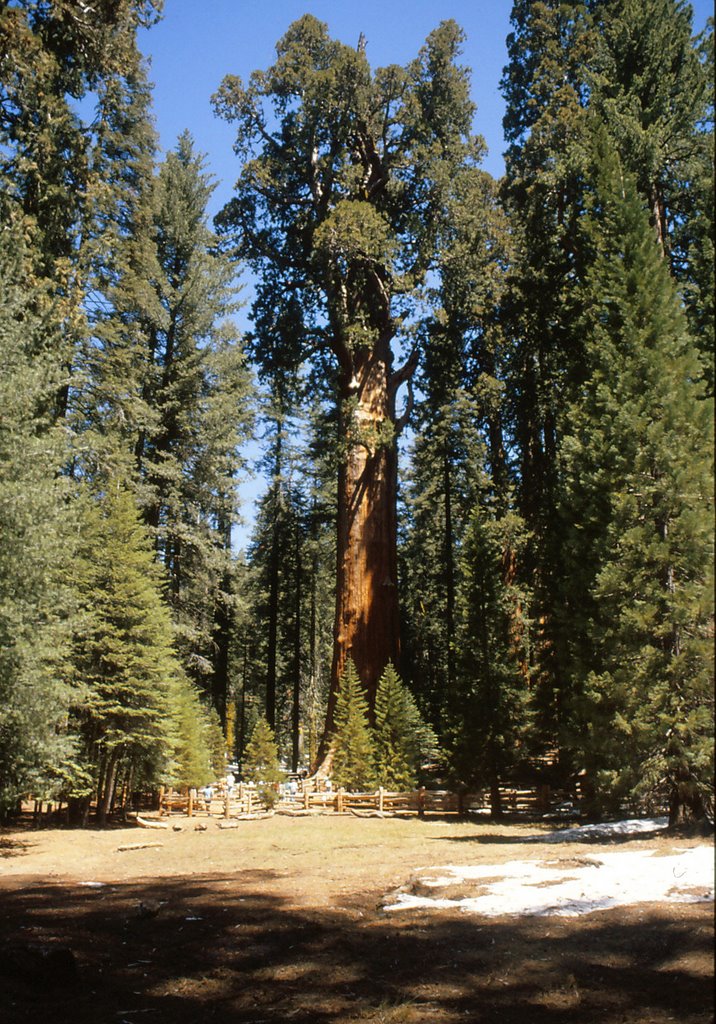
[158,782,573,819]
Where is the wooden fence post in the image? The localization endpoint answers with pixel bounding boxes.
[336,788,344,813]
[378,787,384,813]
[187,790,194,817]
[303,788,310,811]
[418,787,426,818]
[224,788,230,818]
[247,789,252,815]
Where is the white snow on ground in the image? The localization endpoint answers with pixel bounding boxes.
[532,816,669,843]
[385,819,714,918]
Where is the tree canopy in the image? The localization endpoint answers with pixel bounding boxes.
[0,2,712,826]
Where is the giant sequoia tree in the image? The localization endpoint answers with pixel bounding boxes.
[214,16,479,742]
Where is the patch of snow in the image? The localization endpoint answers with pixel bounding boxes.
[385,845,714,918]
[531,816,669,844]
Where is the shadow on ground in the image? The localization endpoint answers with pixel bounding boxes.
[0,871,712,1024]
[433,829,673,846]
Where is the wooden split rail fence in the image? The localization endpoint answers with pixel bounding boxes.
[159,785,267,818]
[159,783,559,818]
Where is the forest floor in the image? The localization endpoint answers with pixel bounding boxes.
[0,813,713,1024]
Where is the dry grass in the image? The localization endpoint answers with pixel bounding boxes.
[0,814,713,1024]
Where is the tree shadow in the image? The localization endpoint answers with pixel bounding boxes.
[0,836,34,858]
[434,829,672,846]
[0,872,712,1024]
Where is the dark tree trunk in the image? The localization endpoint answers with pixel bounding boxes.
[265,501,280,731]
[96,751,119,826]
[291,519,302,772]
[238,638,249,775]
[211,516,233,726]
[668,765,709,828]
[443,450,456,694]
[212,588,231,727]
[265,426,284,732]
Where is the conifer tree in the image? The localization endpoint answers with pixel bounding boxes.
[672,18,714,394]
[588,0,714,388]
[402,163,509,735]
[402,393,487,730]
[331,661,376,791]
[83,127,253,716]
[500,0,592,763]
[169,677,224,790]
[135,133,252,715]
[451,507,532,815]
[75,52,162,481]
[242,717,283,807]
[67,482,182,823]
[0,0,163,424]
[373,663,438,791]
[560,133,714,823]
[0,232,75,817]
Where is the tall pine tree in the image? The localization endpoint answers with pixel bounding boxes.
[0,231,75,817]
[560,133,714,823]
[66,483,183,824]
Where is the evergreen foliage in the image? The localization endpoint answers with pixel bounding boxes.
[169,678,224,790]
[0,5,712,826]
[242,717,284,807]
[451,507,532,813]
[499,0,592,762]
[0,233,75,817]
[133,133,253,710]
[331,661,376,791]
[66,483,182,821]
[214,15,482,730]
[402,393,488,730]
[588,1,714,388]
[373,663,438,790]
[560,133,714,822]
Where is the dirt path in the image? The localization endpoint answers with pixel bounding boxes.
[1,815,713,1023]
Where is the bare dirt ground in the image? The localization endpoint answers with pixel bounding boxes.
[0,813,713,1023]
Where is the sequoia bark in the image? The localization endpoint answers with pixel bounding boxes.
[323,341,402,745]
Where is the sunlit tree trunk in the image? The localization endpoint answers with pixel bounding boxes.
[323,344,401,745]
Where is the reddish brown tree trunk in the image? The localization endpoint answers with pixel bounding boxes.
[322,343,401,747]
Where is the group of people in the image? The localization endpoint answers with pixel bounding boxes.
[198,771,336,811]
[200,772,235,812]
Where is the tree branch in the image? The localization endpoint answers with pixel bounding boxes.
[389,345,419,398]
[394,375,415,435]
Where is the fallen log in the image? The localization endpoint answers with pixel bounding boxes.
[218,812,274,828]
[276,808,319,817]
[349,808,387,819]
[117,842,164,852]
[135,815,169,830]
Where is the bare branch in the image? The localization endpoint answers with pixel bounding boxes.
[389,345,419,398]
[394,375,415,435]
